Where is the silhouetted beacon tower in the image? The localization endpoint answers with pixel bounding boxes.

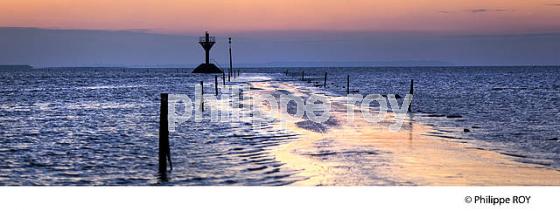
[192,32,223,73]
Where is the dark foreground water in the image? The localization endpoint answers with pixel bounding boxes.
[0,66,559,185]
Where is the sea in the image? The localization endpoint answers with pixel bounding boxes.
[0,66,559,185]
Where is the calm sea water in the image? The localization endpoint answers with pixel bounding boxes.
[0,66,559,185]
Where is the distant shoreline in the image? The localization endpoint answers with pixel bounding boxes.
[0,65,32,70]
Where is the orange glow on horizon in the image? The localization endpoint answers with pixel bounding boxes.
[1,0,559,34]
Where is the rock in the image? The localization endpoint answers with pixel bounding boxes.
[446,115,463,119]
[464,128,471,133]
[548,137,559,141]
[426,114,446,118]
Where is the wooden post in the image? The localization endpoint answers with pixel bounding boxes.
[215,75,219,96]
[229,37,233,82]
[324,72,328,88]
[409,80,414,112]
[346,75,350,95]
[301,71,305,81]
[200,81,204,112]
[159,93,172,175]
[222,71,226,85]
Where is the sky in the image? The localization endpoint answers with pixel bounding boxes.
[1,0,560,66]
[2,0,560,34]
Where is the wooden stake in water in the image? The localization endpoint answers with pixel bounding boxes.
[346,75,350,95]
[324,72,328,88]
[409,79,414,112]
[222,70,226,86]
[229,37,233,82]
[301,71,305,81]
[215,75,219,96]
[159,93,172,175]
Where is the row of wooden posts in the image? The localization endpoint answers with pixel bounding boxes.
[159,70,414,176]
[286,70,414,99]
[223,68,241,85]
[201,72,239,112]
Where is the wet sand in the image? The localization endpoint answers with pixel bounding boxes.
[248,80,560,186]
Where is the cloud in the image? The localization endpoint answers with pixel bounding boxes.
[467,9,508,13]
[439,9,510,14]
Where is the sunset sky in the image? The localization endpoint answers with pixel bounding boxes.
[1,0,560,34]
[1,0,560,66]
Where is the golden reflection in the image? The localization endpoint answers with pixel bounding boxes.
[250,81,560,186]
[408,113,413,148]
